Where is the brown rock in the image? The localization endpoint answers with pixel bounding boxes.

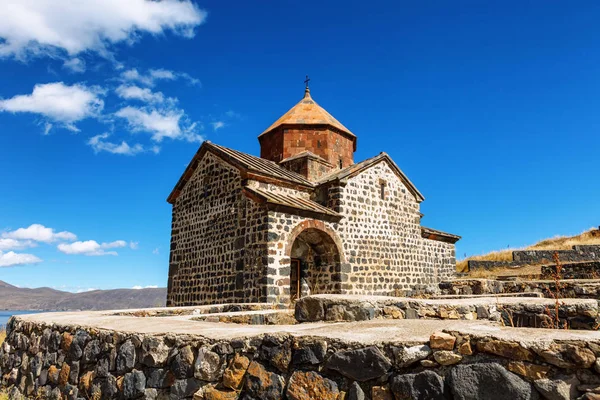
[430,332,456,350]
[203,386,240,400]
[58,363,70,387]
[433,350,462,366]
[47,365,60,385]
[79,371,95,393]
[372,385,394,400]
[507,361,550,380]
[62,332,73,352]
[222,353,250,390]
[458,341,473,356]
[538,344,596,369]
[476,340,534,361]
[286,370,339,400]
[420,360,438,368]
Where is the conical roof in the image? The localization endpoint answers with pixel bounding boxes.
[259,88,355,138]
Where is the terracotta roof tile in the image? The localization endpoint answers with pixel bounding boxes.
[259,89,355,138]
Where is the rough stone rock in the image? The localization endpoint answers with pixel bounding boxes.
[534,375,580,400]
[372,385,394,400]
[142,336,170,367]
[420,360,438,368]
[58,363,70,386]
[325,346,392,381]
[203,386,240,400]
[95,357,109,378]
[595,358,600,375]
[383,306,404,319]
[433,350,462,366]
[537,344,596,369]
[458,342,473,356]
[292,340,327,365]
[222,353,250,390]
[69,330,89,360]
[326,304,375,322]
[286,370,339,400]
[79,370,95,393]
[390,370,445,400]
[61,332,73,352]
[172,378,202,398]
[123,370,146,399]
[244,361,284,400]
[63,384,78,400]
[212,342,234,356]
[195,347,223,382]
[82,339,100,364]
[101,374,118,399]
[259,336,291,373]
[144,388,159,400]
[430,332,456,350]
[47,365,59,384]
[477,340,535,361]
[448,363,539,400]
[147,368,175,389]
[68,361,79,385]
[507,361,551,380]
[116,340,136,374]
[347,382,365,400]
[295,297,325,322]
[172,345,195,379]
[394,345,432,368]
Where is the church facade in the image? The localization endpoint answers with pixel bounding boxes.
[166,87,460,306]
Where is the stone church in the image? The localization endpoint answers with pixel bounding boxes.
[166,86,460,306]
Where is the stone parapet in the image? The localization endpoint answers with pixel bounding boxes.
[294,294,599,330]
[3,310,600,399]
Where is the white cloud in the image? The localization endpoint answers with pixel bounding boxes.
[0,82,104,132]
[121,68,200,87]
[0,251,42,267]
[3,224,76,243]
[63,57,86,73]
[115,106,202,143]
[88,133,148,156]
[0,238,36,251]
[57,239,127,256]
[129,241,139,250]
[132,285,158,290]
[0,0,207,60]
[211,121,225,131]
[152,247,160,255]
[115,84,164,103]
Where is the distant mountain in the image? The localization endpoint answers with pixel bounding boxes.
[0,280,167,311]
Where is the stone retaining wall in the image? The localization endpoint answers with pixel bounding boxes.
[467,246,600,272]
[542,262,600,280]
[441,279,600,300]
[294,295,599,330]
[5,315,600,399]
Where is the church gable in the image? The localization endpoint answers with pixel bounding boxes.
[319,153,425,203]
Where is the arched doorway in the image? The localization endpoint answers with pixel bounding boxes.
[289,228,342,300]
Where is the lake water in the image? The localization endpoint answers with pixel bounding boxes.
[0,310,45,328]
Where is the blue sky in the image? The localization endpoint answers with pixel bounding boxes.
[1,1,599,291]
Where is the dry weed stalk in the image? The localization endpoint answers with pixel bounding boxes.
[541,252,568,329]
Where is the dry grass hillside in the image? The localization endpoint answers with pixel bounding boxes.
[457,227,600,272]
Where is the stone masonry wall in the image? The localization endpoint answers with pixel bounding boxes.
[259,126,355,167]
[167,153,269,306]
[4,315,600,400]
[334,161,455,295]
